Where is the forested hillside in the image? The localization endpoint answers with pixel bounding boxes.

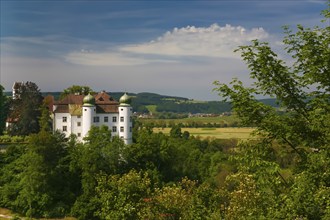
[88,92,278,114]
[3,91,279,114]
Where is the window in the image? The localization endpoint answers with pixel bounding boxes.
[77,133,81,137]
[129,127,132,132]
[63,126,67,132]
[77,115,81,118]
[120,126,124,132]
[63,117,67,122]
[93,116,100,123]
[112,126,117,132]
[112,116,117,122]
[130,116,132,122]
[84,109,87,111]
[77,122,81,127]
[104,116,109,122]
[120,136,124,139]
[120,117,124,122]
[120,108,123,111]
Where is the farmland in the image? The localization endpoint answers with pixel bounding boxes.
[140,115,255,139]
[153,127,256,140]
[139,115,242,128]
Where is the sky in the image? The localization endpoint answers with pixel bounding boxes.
[0,0,328,100]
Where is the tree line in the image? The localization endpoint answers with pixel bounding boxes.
[0,122,240,219]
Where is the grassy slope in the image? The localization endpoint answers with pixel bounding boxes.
[0,208,77,220]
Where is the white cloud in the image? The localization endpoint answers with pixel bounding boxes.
[65,51,148,66]
[121,24,269,58]
[64,23,271,66]
[65,49,180,66]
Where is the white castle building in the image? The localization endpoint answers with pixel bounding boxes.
[53,92,133,144]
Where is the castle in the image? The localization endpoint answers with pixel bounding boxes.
[52,91,133,144]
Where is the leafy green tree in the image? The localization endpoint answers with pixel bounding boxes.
[139,178,223,219]
[182,130,190,140]
[214,7,330,219]
[124,129,162,170]
[95,170,152,220]
[169,124,182,138]
[39,104,52,132]
[0,130,74,218]
[0,84,9,135]
[71,125,125,219]
[19,131,73,218]
[7,82,43,136]
[60,85,94,99]
[96,173,224,220]
[0,143,27,211]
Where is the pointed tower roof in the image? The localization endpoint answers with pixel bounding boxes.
[83,93,95,106]
[119,93,131,106]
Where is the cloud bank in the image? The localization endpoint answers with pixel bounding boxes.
[65,24,270,66]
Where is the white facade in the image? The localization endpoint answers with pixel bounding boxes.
[118,104,133,145]
[82,104,95,138]
[53,92,132,144]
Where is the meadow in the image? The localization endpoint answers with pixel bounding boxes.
[140,115,242,127]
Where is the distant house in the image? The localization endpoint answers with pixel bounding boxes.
[53,91,133,144]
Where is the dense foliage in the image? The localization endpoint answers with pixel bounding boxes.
[60,85,94,100]
[139,115,242,128]
[214,7,329,219]
[6,82,43,136]
[0,125,236,219]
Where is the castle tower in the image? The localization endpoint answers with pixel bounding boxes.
[82,93,96,138]
[118,93,133,145]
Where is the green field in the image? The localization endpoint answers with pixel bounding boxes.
[153,127,256,139]
[140,115,241,127]
[145,105,157,114]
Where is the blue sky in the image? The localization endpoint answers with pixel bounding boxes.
[0,0,328,100]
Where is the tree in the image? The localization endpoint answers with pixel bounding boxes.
[0,85,9,135]
[138,178,223,219]
[7,82,43,136]
[71,126,125,219]
[0,130,74,218]
[39,104,52,132]
[214,7,329,219]
[95,170,152,220]
[169,124,182,138]
[60,85,94,99]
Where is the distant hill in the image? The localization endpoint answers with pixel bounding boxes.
[5,91,279,114]
[97,92,279,114]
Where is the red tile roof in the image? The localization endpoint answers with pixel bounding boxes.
[53,92,119,114]
[54,94,85,105]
